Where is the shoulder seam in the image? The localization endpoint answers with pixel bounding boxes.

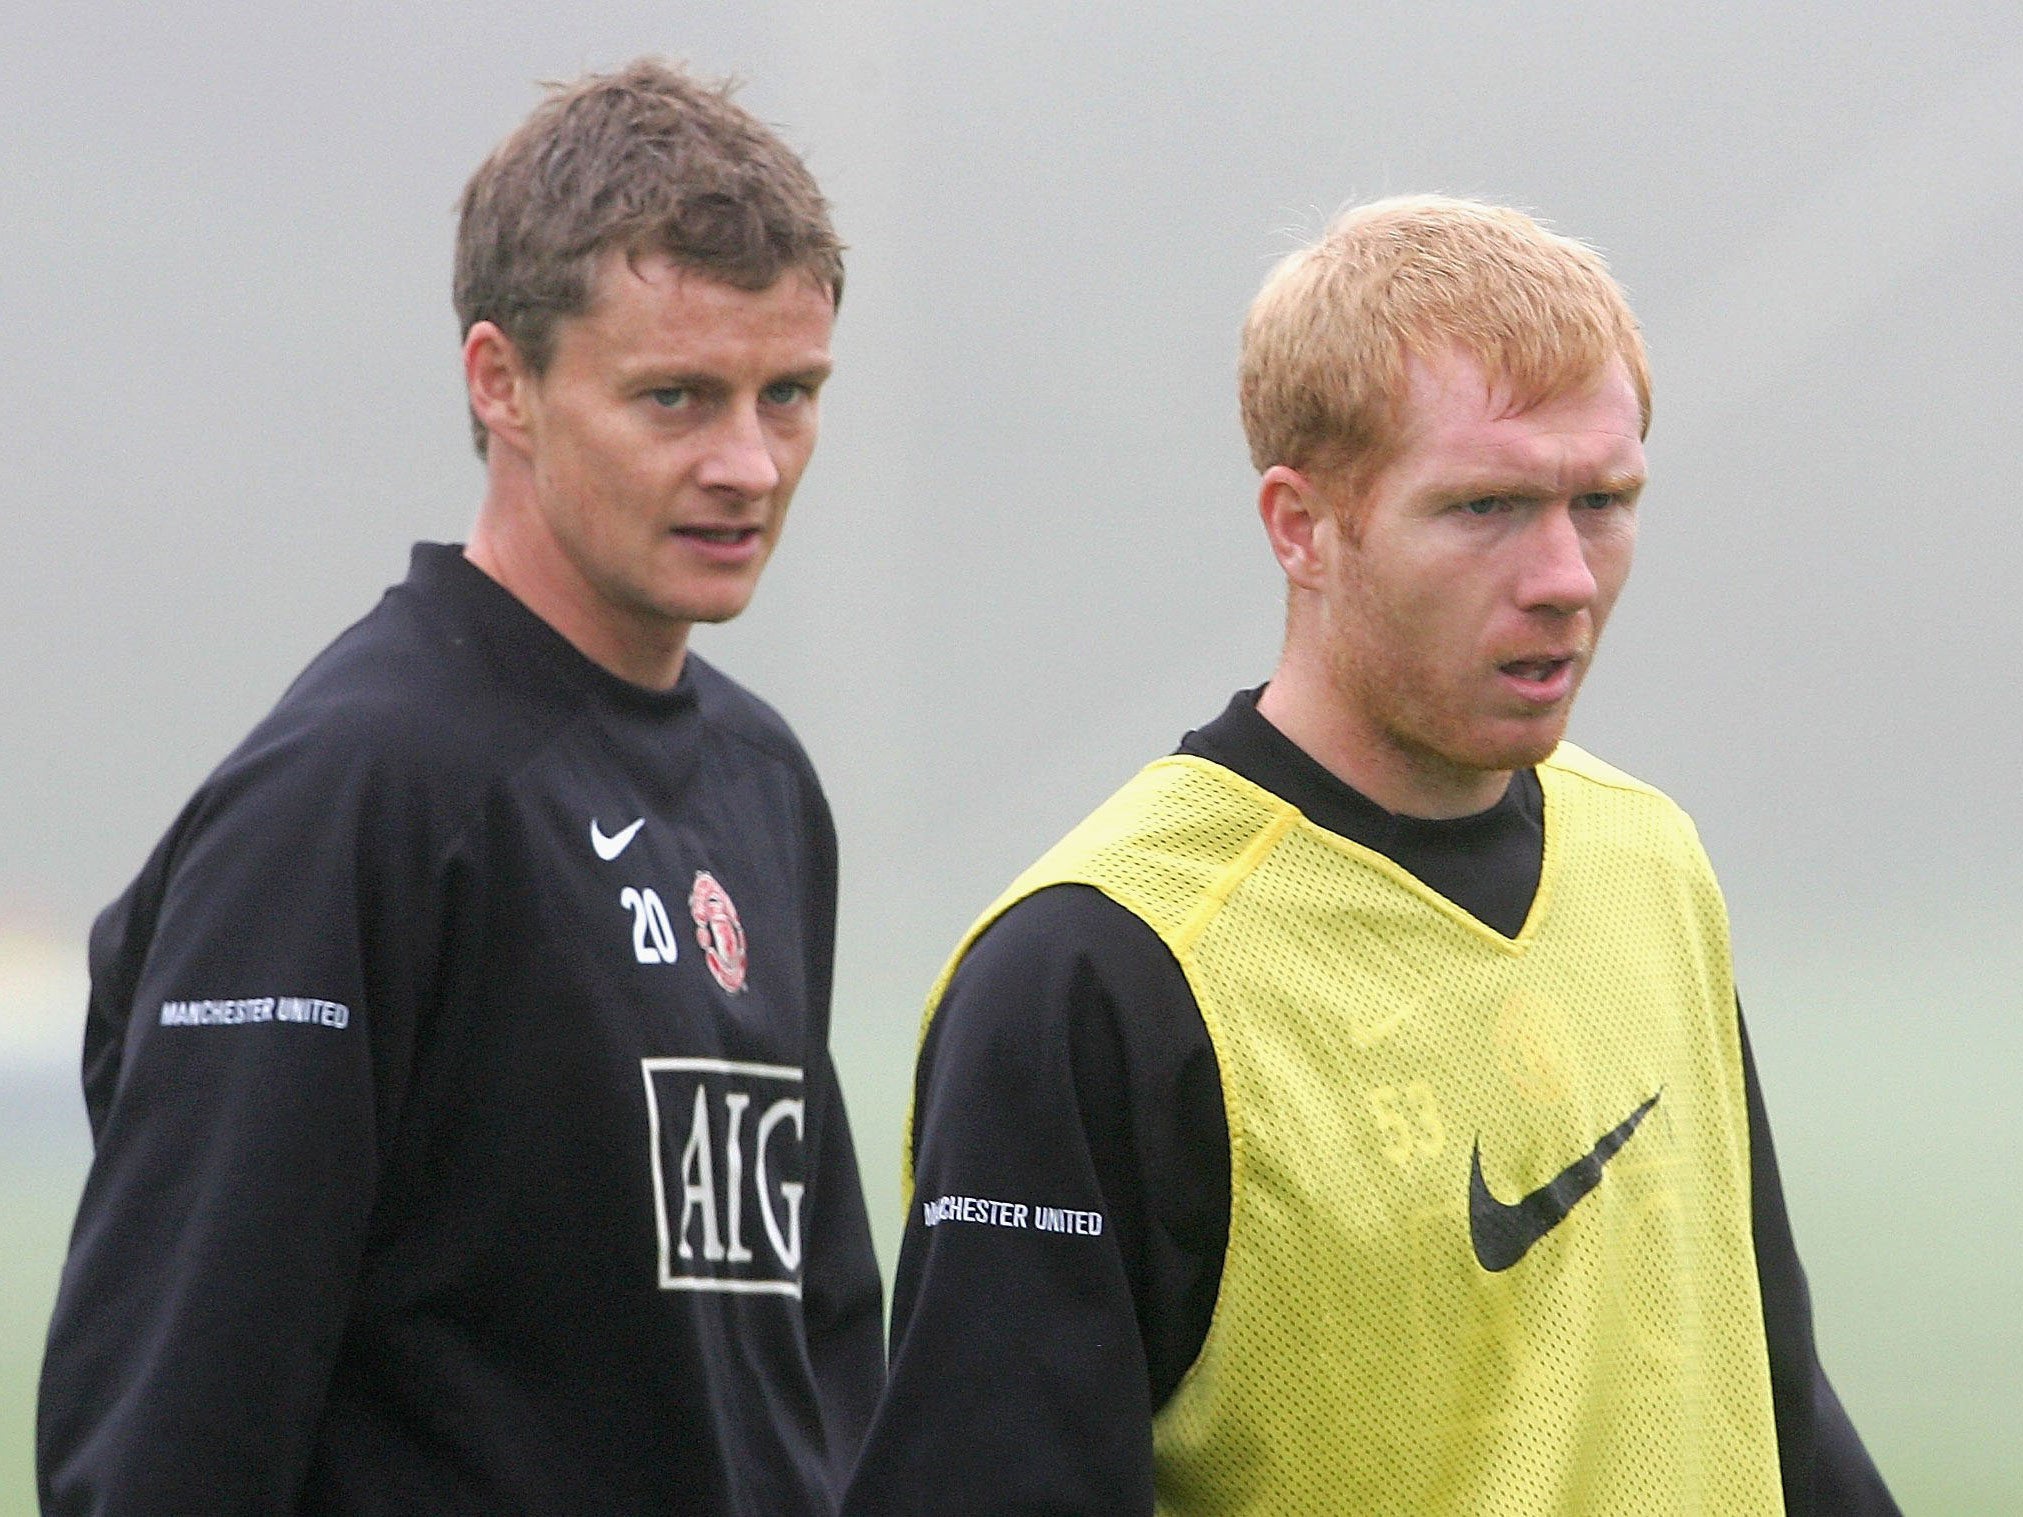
[1544,744,1672,803]
[711,716,811,776]
[1170,805,1298,956]
[686,661,812,777]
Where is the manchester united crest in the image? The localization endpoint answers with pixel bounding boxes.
[688,871,748,994]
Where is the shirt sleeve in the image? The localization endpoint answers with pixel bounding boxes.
[842,885,1227,1516]
[787,769,885,1484]
[37,719,440,1515]
[1739,1005,1901,1515]
[801,1050,886,1481]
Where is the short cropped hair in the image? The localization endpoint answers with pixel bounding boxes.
[1239,195,1649,498]
[455,58,844,454]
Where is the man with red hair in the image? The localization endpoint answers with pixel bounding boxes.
[848,196,1895,1515]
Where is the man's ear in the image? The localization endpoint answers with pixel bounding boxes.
[1258,465,1332,591]
[464,321,535,455]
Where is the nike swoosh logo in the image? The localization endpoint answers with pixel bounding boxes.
[1468,1092,1660,1272]
[590,817,645,861]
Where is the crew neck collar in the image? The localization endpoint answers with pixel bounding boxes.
[405,542,701,719]
[1177,686,1544,938]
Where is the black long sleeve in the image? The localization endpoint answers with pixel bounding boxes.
[40,719,419,1512]
[802,1053,888,1480]
[848,886,1210,1514]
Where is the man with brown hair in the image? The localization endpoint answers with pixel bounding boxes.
[845,196,1895,1513]
[40,60,882,1514]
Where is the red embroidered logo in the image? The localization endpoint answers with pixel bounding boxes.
[688,871,748,993]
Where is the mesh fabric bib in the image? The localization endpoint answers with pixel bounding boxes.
[915,745,1782,1515]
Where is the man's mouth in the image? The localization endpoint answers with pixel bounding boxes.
[1496,653,1584,705]
[673,525,762,544]
[1500,657,1571,684]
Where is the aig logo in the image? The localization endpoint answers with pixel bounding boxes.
[641,1058,805,1296]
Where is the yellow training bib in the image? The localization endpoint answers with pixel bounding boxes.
[916,745,1782,1515]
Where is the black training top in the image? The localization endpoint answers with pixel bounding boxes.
[845,688,1897,1516]
[40,544,884,1515]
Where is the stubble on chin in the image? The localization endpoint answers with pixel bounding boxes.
[1331,640,1574,800]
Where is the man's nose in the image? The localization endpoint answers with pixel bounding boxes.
[1516,503,1598,614]
[696,401,782,497]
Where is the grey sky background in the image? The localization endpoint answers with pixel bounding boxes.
[3,2,2019,1507]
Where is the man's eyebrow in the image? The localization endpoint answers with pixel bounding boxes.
[1436,467,1647,499]
[621,365,721,390]
[624,358,834,387]
[776,358,835,384]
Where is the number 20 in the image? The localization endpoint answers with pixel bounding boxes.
[622,886,680,964]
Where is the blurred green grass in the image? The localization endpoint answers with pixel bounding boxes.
[2,1080,86,1517]
[1744,920,2023,1514]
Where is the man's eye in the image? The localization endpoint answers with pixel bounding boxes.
[1575,491,1619,510]
[1461,497,1506,516]
[762,381,809,406]
[647,387,689,409]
